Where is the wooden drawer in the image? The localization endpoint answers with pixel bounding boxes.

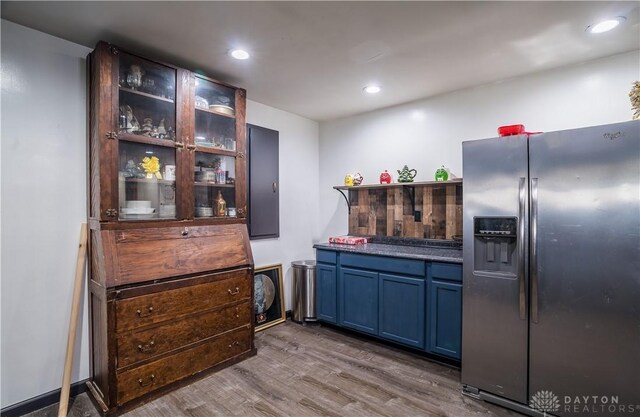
[108,224,251,286]
[116,326,251,405]
[115,271,251,332]
[117,301,252,369]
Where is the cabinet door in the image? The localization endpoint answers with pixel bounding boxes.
[427,280,462,359]
[339,268,378,335]
[379,274,425,349]
[189,75,241,220]
[316,263,337,323]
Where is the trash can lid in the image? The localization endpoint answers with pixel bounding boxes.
[292,260,316,268]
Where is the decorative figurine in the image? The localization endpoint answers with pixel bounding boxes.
[123,159,145,179]
[157,118,167,138]
[166,126,176,141]
[352,172,363,186]
[397,165,417,183]
[435,165,449,182]
[379,170,392,184]
[344,174,354,186]
[119,105,139,133]
[214,190,227,217]
[141,118,153,136]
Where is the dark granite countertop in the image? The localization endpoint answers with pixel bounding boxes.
[313,241,462,264]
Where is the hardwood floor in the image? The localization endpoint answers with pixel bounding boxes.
[26,321,520,417]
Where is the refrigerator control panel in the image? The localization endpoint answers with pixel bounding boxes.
[474,217,517,237]
[473,217,518,275]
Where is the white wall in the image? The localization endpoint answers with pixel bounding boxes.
[0,21,320,408]
[245,101,320,311]
[1,20,92,408]
[318,50,640,240]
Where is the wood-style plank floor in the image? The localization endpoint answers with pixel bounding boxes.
[27,321,520,417]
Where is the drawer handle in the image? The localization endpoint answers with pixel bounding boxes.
[137,340,155,353]
[138,374,155,387]
[136,306,154,318]
[228,341,240,349]
[181,228,189,236]
[235,306,240,318]
[228,287,240,295]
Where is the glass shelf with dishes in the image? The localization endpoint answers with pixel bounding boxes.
[193,152,236,218]
[118,52,177,145]
[193,76,237,152]
[118,141,177,220]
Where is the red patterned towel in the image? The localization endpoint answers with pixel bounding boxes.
[328,236,369,245]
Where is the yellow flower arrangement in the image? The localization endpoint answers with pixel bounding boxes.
[140,156,162,179]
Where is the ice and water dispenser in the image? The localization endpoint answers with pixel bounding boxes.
[473,217,518,275]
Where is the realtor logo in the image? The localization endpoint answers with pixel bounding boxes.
[531,390,561,414]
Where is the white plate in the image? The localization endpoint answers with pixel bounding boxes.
[121,207,156,214]
[120,213,156,220]
[125,200,152,209]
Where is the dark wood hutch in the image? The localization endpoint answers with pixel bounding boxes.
[87,41,255,414]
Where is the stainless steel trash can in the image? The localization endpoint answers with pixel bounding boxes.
[291,260,317,323]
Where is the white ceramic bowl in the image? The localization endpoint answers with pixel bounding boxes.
[126,200,152,209]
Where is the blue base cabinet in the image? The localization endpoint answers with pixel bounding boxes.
[315,249,462,361]
[339,268,379,335]
[426,262,463,359]
[427,280,462,359]
[316,264,337,323]
[379,274,425,349]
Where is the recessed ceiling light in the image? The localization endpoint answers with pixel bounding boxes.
[587,17,626,34]
[230,49,250,60]
[363,85,381,94]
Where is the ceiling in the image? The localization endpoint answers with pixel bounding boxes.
[2,1,639,121]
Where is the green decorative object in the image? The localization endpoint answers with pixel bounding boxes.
[435,165,449,182]
[397,165,417,183]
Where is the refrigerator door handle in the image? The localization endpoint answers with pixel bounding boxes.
[531,178,539,324]
[518,177,526,320]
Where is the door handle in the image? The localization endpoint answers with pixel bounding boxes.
[531,178,539,324]
[272,182,277,193]
[517,177,526,320]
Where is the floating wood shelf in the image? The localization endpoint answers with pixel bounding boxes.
[120,87,175,103]
[333,178,463,191]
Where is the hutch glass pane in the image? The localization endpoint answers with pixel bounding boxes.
[194,77,236,150]
[119,142,177,220]
[194,152,236,218]
[118,52,177,141]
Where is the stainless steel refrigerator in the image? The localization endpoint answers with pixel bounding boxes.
[461,121,640,416]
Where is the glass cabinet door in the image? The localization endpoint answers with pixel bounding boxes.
[117,52,178,220]
[192,76,238,218]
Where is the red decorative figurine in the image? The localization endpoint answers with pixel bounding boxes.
[379,170,392,184]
